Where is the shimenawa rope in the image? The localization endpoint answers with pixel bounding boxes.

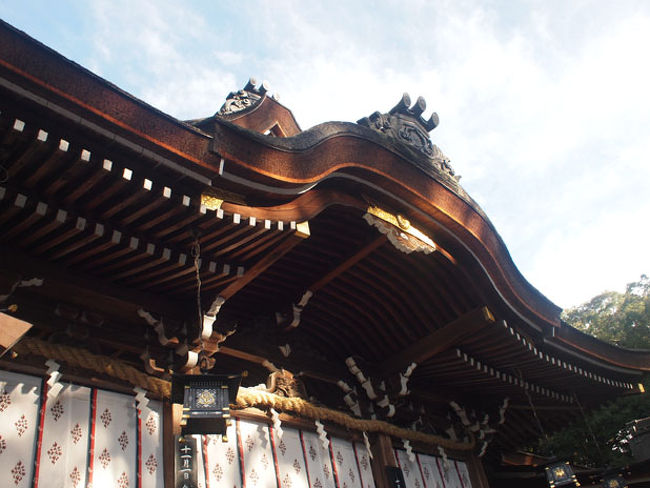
[12,337,475,451]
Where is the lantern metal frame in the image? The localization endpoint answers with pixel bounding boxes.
[172,373,242,436]
[601,474,628,488]
[544,461,581,488]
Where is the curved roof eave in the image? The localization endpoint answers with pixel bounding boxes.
[210,119,563,330]
[548,322,650,372]
[210,120,650,373]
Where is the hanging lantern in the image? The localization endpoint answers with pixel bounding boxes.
[172,373,242,436]
[545,461,580,487]
[601,474,628,488]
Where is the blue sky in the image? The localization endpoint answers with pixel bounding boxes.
[2,0,650,308]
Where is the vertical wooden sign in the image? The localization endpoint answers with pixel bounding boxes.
[176,435,199,488]
[386,466,406,488]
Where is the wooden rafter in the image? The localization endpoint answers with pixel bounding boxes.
[308,235,386,292]
[217,228,309,301]
[382,306,496,375]
[0,245,188,322]
[275,235,387,332]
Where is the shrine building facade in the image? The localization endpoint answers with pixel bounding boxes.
[1,19,649,488]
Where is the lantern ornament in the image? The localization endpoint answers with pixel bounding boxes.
[545,461,580,487]
[601,474,628,488]
[172,373,242,436]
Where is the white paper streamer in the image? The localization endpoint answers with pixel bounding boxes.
[134,386,151,418]
[0,277,44,302]
[398,362,418,396]
[403,439,415,463]
[478,441,488,457]
[437,446,450,472]
[498,397,510,424]
[363,432,373,460]
[45,359,63,399]
[315,420,329,450]
[337,380,352,393]
[270,408,283,439]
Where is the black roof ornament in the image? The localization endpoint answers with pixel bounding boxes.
[358,93,458,181]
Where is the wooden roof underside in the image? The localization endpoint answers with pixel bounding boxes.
[1,20,649,463]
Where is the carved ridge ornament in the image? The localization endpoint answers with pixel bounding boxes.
[357,93,459,182]
[363,206,436,255]
[217,77,270,116]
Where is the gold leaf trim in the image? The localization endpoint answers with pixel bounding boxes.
[366,206,436,250]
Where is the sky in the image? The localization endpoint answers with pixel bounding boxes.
[2,0,649,309]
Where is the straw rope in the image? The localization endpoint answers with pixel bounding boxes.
[12,337,475,450]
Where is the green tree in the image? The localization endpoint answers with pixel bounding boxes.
[563,275,650,349]
[537,275,650,467]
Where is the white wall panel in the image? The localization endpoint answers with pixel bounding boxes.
[90,389,138,488]
[0,369,166,488]
[331,437,364,488]
[415,453,445,488]
[238,418,278,488]
[36,384,91,488]
[353,442,375,488]
[415,453,473,488]
[0,370,41,488]
[395,449,426,488]
[140,400,164,488]
[203,426,242,488]
[299,431,336,488]
[272,427,310,488]
[454,460,472,488]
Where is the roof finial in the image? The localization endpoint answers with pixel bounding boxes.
[357,93,457,181]
[217,77,273,117]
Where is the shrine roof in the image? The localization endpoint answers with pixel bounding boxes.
[1,18,649,460]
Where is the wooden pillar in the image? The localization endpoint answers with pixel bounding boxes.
[465,452,490,488]
[370,432,397,488]
[163,399,175,488]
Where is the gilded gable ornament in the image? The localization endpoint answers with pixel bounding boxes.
[363,206,436,255]
[358,93,459,181]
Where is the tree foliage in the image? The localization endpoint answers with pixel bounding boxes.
[563,274,650,349]
[537,380,650,467]
[536,276,650,467]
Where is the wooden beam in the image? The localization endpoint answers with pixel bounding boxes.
[382,306,495,375]
[0,245,189,322]
[309,235,386,292]
[410,385,466,406]
[509,404,580,412]
[218,344,348,384]
[218,230,307,300]
[276,235,386,331]
[218,346,269,365]
[5,296,169,358]
[0,359,146,397]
